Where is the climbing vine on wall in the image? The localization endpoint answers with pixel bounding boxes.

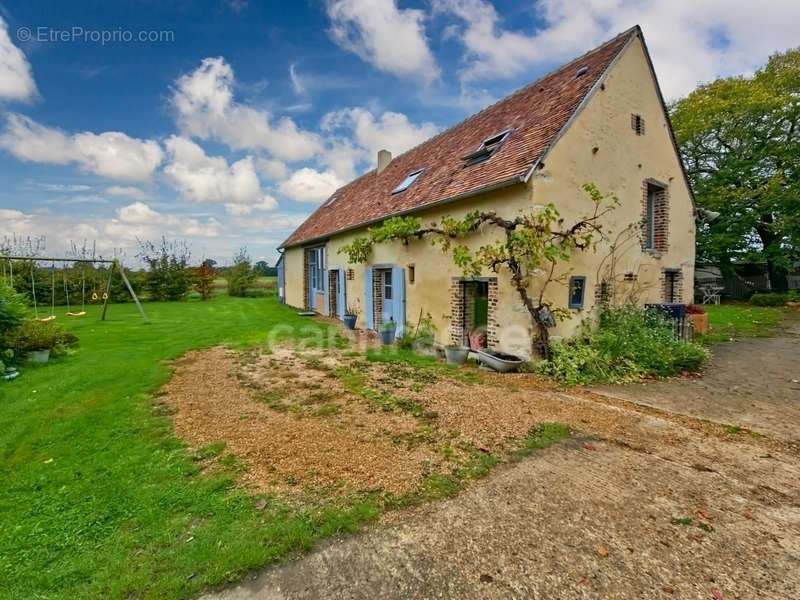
[339,184,620,358]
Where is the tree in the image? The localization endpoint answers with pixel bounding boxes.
[227,248,256,297]
[192,261,216,300]
[137,238,191,301]
[671,49,800,291]
[253,260,276,277]
[339,184,618,358]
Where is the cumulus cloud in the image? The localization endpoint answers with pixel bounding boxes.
[322,107,439,170]
[326,0,439,83]
[172,57,322,160]
[224,195,278,215]
[0,114,163,180]
[279,167,344,203]
[105,201,223,241]
[105,185,149,200]
[435,0,800,98]
[163,135,275,209]
[0,17,37,102]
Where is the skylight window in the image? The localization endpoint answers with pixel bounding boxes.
[321,193,339,208]
[461,129,512,166]
[392,169,424,194]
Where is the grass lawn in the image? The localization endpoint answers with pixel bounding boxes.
[2,295,568,599]
[700,303,790,344]
[0,296,378,599]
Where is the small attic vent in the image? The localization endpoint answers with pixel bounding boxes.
[631,114,646,135]
[321,193,339,208]
[462,129,512,167]
[576,65,589,77]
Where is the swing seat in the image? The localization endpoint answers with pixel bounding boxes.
[66,311,87,317]
[36,315,56,322]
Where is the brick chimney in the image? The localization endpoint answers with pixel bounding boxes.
[376,149,392,175]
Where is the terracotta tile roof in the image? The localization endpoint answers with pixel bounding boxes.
[281,27,638,248]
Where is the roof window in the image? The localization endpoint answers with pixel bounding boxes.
[391,169,424,194]
[461,129,511,166]
[321,193,339,208]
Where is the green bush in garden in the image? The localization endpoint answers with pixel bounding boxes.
[537,306,708,385]
[749,292,788,306]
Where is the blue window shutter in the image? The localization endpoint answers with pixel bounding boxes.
[337,269,346,319]
[276,256,285,304]
[364,268,374,330]
[321,248,329,316]
[391,267,406,337]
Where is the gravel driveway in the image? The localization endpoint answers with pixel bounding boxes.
[204,324,800,600]
[593,319,800,442]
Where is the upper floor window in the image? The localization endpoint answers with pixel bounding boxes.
[392,169,424,194]
[461,129,512,166]
[643,181,668,253]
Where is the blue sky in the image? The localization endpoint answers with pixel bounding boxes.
[0,0,797,265]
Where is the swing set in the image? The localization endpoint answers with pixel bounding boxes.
[1,255,148,323]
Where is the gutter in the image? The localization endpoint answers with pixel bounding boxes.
[280,174,527,250]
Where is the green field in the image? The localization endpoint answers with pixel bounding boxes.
[0,296,377,599]
[701,303,790,344]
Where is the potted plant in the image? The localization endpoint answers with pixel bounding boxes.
[412,313,438,357]
[379,318,397,345]
[10,320,63,364]
[444,344,469,365]
[343,307,358,330]
[685,304,708,335]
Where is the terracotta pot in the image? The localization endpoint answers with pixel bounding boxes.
[689,312,709,335]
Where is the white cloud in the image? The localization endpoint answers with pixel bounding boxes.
[326,0,439,83]
[322,107,438,163]
[118,201,166,224]
[0,17,37,102]
[289,64,305,95]
[0,114,163,181]
[105,185,149,200]
[279,167,344,203]
[230,212,309,231]
[224,195,278,215]
[172,57,322,160]
[256,157,288,180]
[435,0,800,99]
[0,208,28,221]
[32,182,93,193]
[105,201,223,241]
[163,135,273,208]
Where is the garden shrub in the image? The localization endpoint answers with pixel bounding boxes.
[0,282,29,368]
[537,306,708,385]
[227,248,256,297]
[8,319,78,354]
[750,292,787,306]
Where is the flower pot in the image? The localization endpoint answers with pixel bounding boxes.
[343,314,357,330]
[445,345,469,365]
[688,312,709,335]
[380,328,396,345]
[28,349,51,364]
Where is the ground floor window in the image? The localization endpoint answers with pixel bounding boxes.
[663,269,682,303]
